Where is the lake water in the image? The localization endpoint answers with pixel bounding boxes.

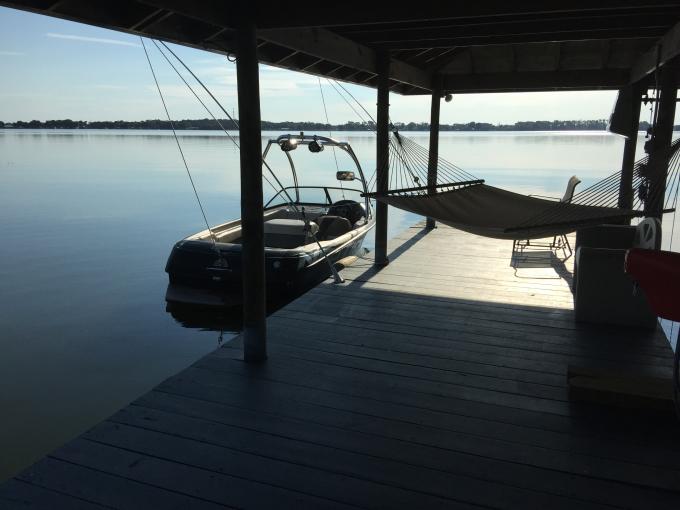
[0,129,677,481]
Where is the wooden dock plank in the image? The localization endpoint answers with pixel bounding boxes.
[272,310,672,373]
[2,223,679,509]
[269,314,672,374]
[0,479,109,510]
[111,402,617,510]
[195,350,680,493]
[15,457,228,509]
[82,421,465,510]
[49,439,353,510]
[150,374,680,471]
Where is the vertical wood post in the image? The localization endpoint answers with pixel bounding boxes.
[236,22,266,362]
[374,51,390,267]
[426,76,443,230]
[646,64,678,222]
[618,84,643,211]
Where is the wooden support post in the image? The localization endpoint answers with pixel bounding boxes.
[236,22,267,362]
[426,76,443,230]
[374,51,390,267]
[646,64,678,222]
[618,84,643,212]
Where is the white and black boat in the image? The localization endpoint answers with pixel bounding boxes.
[165,134,374,306]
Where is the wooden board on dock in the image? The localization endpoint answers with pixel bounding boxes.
[568,365,674,413]
[2,223,679,509]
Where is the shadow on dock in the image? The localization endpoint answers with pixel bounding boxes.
[510,247,574,289]
[3,224,678,509]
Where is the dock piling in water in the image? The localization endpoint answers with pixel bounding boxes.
[236,20,267,362]
[374,51,390,268]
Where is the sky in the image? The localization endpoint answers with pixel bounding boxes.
[0,6,630,125]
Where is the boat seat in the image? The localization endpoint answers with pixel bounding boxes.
[317,215,352,240]
[264,219,318,249]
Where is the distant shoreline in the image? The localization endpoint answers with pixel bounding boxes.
[1,118,637,132]
[2,128,666,134]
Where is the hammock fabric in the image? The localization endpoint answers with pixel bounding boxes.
[374,183,640,240]
[364,133,680,240]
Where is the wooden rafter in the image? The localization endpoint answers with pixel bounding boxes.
[257,27,432,89]
[631,19,680,83]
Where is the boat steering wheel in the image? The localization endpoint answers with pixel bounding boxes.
[328,200,364,224]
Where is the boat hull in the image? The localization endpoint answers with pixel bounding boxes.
[165,222,373,307]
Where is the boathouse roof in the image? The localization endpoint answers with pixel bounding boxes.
[3,1,680,94]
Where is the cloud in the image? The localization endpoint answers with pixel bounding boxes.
[154,62,321,100]
[193,57,231,65]
[0,50,23,56]
[191,64,320,97]
[45,33,141,47]
[146,84,237,100]
[94,84,129,90]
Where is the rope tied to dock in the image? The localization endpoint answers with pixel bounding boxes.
[140,37,217,246]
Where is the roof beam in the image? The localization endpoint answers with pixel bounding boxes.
[630,19,680,83]
[129,8,170,31]
[364,27,665,50]
[341,12,671,43]
[257,27,432,90]
[441,69,628,93]
[204,2,680,30]
[0,0,666,95]
[139,2,436,89]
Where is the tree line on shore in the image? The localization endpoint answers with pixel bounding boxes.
[0,118,654,131]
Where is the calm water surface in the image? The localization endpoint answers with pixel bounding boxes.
[0,129,676,480]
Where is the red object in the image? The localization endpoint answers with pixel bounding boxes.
[625,248,680,321]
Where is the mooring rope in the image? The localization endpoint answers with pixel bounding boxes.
[150,40,279,196]
[158,41,304,201]
[318,78,344,199]
[140,37,216,244]
[327,79,373,126]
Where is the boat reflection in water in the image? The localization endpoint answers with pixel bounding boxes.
[165,246,367,334]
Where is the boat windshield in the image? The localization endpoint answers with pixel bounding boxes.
[265,186,365,209]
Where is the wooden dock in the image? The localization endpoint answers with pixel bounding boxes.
[2,224,680,509]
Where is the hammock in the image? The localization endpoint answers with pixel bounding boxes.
[365,133,680,240]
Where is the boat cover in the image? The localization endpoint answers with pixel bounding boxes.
[625,248,680,321]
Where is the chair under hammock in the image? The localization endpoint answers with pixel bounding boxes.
[364,132,680,241]
[513,175,582,259]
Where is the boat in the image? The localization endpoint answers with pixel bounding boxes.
[165,133,375,306]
